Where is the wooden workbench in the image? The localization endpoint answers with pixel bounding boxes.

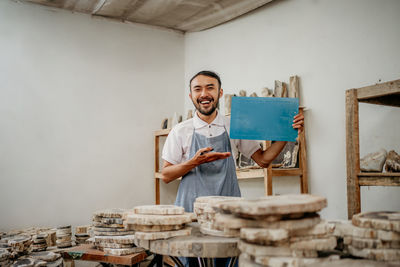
[61,244,148,266]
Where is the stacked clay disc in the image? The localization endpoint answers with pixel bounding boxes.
[127,205,192,245]
[194,196,243,237]
[32,233,47,252]
[333,211,400,263]
[212,194,341,267]
[92,208,134,237]
[93,235,144,256]
[74,225,91,245]
[1,235,33,259]
[56,226,72,248]
[92,208,140,255]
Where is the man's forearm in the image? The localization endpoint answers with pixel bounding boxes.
[252,141,287,168]
[161,160,197,183]
[266,141,287,161]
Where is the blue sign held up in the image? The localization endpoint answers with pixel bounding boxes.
[230,97,299,142]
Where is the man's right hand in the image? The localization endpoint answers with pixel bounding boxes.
[161,147,231,184]
[192,147,231,165]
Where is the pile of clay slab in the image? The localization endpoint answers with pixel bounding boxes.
[92,208,141,256]
[74,225,91,245]
[93,235,143,256]
[31,234,47,252]
[0,234,62,267]
[194,196,243,237]
[92,208,134,237]
[127,205,192,248]
[0,235,33,261]
[56,226,72,248]
[212,194,340,267]
[333,211,400,264]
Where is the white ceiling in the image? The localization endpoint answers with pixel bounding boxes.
[20,0,274,32]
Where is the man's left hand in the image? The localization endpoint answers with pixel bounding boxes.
[292,113,304,133]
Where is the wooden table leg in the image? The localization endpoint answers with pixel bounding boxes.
[346,89,361,219]
[228,256,238,267]
[148,254,163,267]
[169,256,184,267]
[63,258,75,267]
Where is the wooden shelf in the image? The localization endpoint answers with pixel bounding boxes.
[236,168,302,179]
[346,78,400,219]
[358,172,400,186]
[156,168,301,181]
[154,76,308,204]
[154,123,308,204]
[356,79,400,107]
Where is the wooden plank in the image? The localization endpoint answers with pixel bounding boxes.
[298,108,308,193]
[358,172,400,177]
[358,93,400,107]
[155,135,159,173]
[263,141,273,195]
[155,178,160,205]
[359,176,400,186]
[264,167,273,195]
[272,168,303,176]
[289,76,300,99]
[274,80,287,97]
[61,244,147,265]
[346,89,361,219]
[154,135,161,203]
[236,168,264,179]
[356,79,400,100]
[154,128,171,136]
[236,168,303,179]
[154,133,160,205]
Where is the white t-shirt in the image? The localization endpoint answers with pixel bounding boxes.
[162,111,261,165]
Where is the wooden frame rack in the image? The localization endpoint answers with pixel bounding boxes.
[154,107,308,204]
[346,79,400,219]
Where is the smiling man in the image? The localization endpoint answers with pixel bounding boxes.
[161,70,304,212]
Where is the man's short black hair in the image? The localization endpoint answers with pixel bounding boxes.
[189,70,221,90]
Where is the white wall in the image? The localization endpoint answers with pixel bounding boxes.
[1,0,399,231]
[184,0,400,219]
[0,1,184,230]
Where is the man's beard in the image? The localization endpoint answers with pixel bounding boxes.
[192,96,219,116]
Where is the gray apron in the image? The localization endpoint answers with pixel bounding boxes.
[175,125,241,212]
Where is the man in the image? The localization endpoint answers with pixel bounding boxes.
[161,70,304,212]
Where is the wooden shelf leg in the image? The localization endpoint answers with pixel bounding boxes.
[346,89,361,219]
[155,178,160,205]
[263,167,273,196]
[298,108,308,194]
[155,135,160,205]
[63,259,75,267]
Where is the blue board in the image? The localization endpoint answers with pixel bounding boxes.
[230,97,299,141]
